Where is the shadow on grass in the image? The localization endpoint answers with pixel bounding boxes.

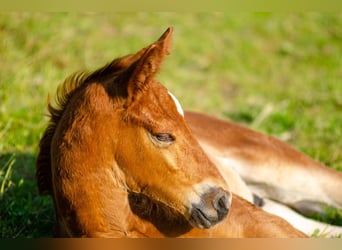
[0,153,54,238]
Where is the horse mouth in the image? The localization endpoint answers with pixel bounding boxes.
[189,187,231,229]
[189,207,214,229]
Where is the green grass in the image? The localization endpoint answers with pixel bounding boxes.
[1,13,342,238]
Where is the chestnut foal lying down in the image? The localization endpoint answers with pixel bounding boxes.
[36,27,307,237]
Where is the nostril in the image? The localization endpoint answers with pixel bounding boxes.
[189,187,231,228]
[213,190,230,219]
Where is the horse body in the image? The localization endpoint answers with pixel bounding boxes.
[185,111,342,209]
[185,111,342,236]
[36,27,307,237]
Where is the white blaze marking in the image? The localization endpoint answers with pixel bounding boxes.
[168,91,184,117]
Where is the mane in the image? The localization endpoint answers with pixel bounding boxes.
[36,54,136,195]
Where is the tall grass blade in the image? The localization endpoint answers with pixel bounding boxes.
[0,154,15,199]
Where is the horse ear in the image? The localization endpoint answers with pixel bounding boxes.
[123,27,173,104]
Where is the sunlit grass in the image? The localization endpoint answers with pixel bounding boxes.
[1,12,342,237]
[0,154,15,199]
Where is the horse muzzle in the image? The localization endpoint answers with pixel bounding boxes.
[189,187,231,229]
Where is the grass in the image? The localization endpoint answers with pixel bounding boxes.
[1,12,342,238]
[0,154,15,199]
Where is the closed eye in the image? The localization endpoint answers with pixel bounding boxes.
[154,133,175,143]
[147,130,175,146]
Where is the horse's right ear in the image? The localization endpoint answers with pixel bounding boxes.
[122,27,173,106]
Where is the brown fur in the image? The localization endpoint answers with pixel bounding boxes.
[36,27,306,238]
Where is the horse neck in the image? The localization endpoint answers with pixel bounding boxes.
[51,83,141,236]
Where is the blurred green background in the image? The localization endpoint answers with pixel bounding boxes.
[1,13,342,237]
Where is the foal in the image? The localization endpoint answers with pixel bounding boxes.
[36,27,306,237]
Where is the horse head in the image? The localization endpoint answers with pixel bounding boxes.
[111,27,231,229]
[37,27,231,235]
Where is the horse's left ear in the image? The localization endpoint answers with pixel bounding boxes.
[124,27,173,105]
